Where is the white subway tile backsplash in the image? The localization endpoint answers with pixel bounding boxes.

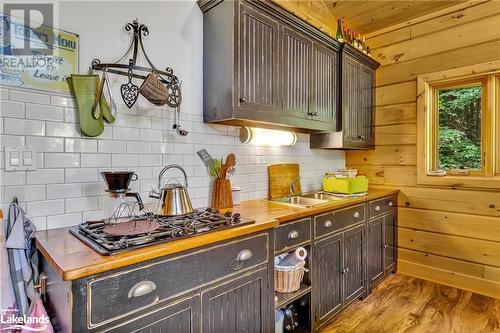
[64,107,78,123]
[51,95,75,107]
[1,171,26,185]
[82,182,106,196]
[126,114,152,128]
[10,90,50,104]
[65,196,98,213]
[65,168,98,182]
[46,121,81,138]
[47,183,82,199]
[0,88,9,99]
[30,216,47,230]
[139,154,162,166]
[65,139,98,153]
[27,169,64,184]
[47,212,82,229]
[26,136,64,152]
[26,104,64,121]
[45,153,80,168]
[112,153,139,167]
[4,118,45,136]
[1,135,25,148]
[139,128,163,142]
[27,199,65,217]
[98,140,126,153]
[113,127,140,141]
[4,185,46,202]
[0,100,25,118]
[81,153,111,167]
[127,141,151,154]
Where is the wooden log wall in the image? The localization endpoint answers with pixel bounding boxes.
[346,1,500,299]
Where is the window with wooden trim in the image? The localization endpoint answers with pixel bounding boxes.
[417,62,500,189]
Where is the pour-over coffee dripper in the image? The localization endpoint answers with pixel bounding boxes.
[100,171,144,219]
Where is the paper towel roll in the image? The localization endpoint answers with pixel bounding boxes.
[279,247,307,266]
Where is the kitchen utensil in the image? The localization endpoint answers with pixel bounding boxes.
[103,219,160,236]
[68,74,105,137]
[149,164,193,216]
[92,74,105,119]
[197,149,219,178]
[101,171,138,192]
[103,69,117,118]
[268,164,301,199]
[173,106,188,136]
[121,68,140,108]
[220,153,236,178]
[166,81,182,108]
[139,72,169,106]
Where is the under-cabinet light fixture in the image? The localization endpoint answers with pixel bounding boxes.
[239,126,297,147]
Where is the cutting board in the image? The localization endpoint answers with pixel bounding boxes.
[268,163,301,199]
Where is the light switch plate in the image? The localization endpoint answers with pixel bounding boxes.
[5,146,37,171]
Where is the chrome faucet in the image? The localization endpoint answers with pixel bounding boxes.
[289,176,301,196]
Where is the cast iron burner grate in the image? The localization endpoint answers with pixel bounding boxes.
[69,208,254,256]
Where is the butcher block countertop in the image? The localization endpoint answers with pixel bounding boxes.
[35,188,399,281]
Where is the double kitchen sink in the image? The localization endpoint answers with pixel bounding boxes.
[270,192,348,208]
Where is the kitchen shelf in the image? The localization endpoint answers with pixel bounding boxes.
[275,284,311,309]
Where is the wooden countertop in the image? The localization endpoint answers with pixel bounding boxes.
[35,188,398,281]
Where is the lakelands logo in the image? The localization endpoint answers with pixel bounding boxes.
[0,310,50,332]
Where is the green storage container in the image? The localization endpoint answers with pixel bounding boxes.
[323,175,369,194]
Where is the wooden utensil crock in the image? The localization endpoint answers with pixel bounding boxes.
[212,178,233,209]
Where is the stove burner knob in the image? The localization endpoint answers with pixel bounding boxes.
[233,213,241,219]
[206,207,213,213]
[224,211,232,217]
[213,209,220,214]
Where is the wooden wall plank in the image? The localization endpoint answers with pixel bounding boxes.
[350,165,417,186]
[376,81,416,106]
[398,227,500,267]
[398,260,500,299]
[346,145,416,166]
[375,103,417,126]
[376,39,500,86]
[398,187,500,217]
[373,14,500,66]
[399,207,500,242]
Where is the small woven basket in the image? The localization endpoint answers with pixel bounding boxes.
[274,261,307,293]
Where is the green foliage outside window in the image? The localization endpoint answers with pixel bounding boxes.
[438,86,482,170]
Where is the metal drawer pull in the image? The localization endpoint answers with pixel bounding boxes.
[388,201,394,207]
[288,230,299,240]
[128,281,156,298]
[353,211,360,219]
[374,205,381,212]
[324,220,333,228]
[237,249,253,262]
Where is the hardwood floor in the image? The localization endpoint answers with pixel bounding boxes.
[320,274,500,333]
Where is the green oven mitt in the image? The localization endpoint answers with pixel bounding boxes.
[69,74,104,137]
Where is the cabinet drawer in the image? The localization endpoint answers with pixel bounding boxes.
[87,233,268,328]
[369,195,397,218]
[274,218,311,252]
[314,204,365,238]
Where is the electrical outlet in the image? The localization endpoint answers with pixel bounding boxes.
[5,146,37,171]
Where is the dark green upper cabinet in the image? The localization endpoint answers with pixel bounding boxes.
[199,0,341,132]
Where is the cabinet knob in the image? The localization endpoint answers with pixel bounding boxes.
[288,230,299,240]
[388,201,394,207]
[374,205,381,212]
[340,267,349,274]
[324,220,333,228]
[353,211,360,219]
[128,280,156,298]
[239,97,247,103]
[382,244,389,249]
[358,135,366,139]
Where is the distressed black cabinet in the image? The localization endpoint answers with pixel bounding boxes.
[200,0,340,131]
[202,268,270,333]
[312,222,366,330]
[343,224,366,305]
[367,217,385,287]
[313,233,343,325]
[384,212,397,274]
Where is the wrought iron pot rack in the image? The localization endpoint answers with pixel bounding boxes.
[91,19,182,108]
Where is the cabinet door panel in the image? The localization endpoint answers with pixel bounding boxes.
[384,212,397,273]
[368,217,384,287]
[239,5,279,110]
[282,27,312,117]
[202,269,269,333]
[343,224,366,305]
[313,233,343,325]
[342,55,375,148]
[312,44,338,126]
